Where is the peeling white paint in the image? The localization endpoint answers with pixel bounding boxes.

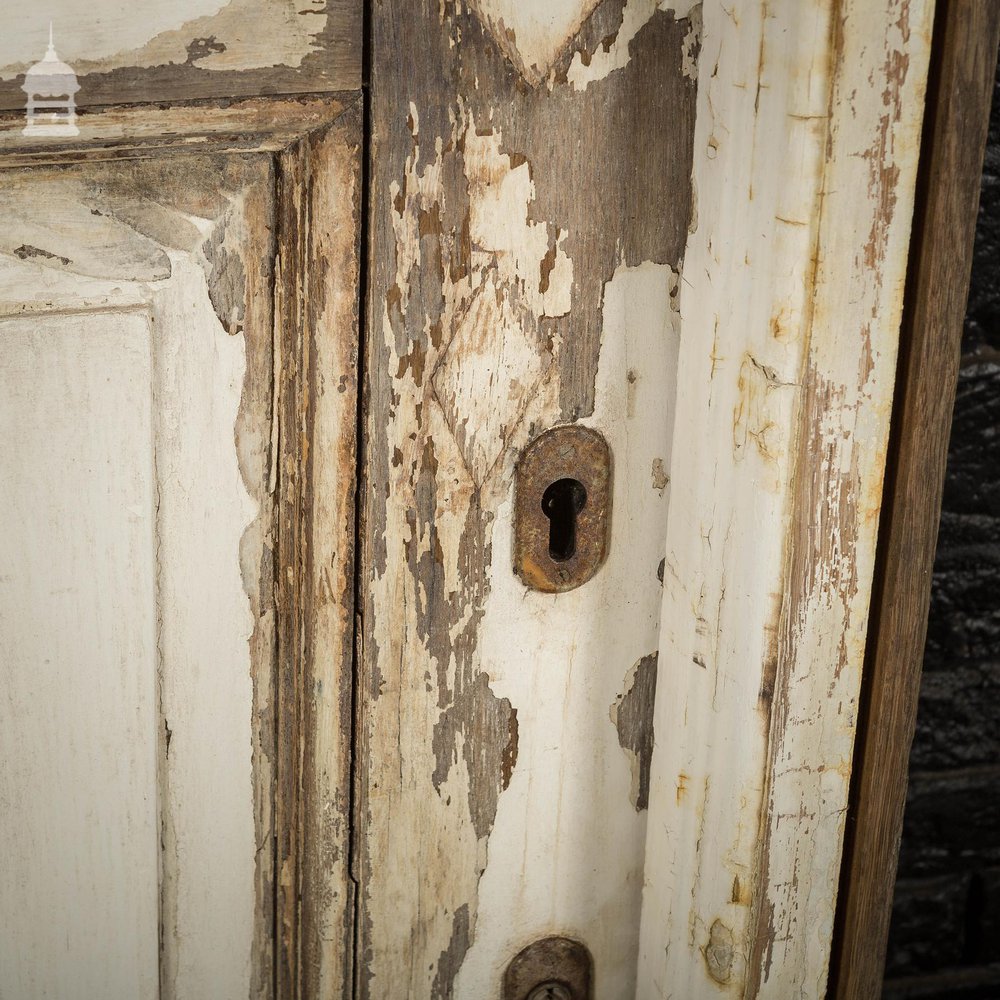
[0,0,326,81]
[636,1,934,997]
[0,170,262,1000]
[563,0,702,91]
[454,261,680,999]
[566,0,654,91]
[466,0,602,83]
[464,127,572,319]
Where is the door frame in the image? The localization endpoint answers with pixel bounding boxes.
[830,2,1000,996]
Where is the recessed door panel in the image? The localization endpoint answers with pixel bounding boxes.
[0,312,159,999]
[0,156,277,998]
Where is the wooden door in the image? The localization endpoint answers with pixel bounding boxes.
[354,1,935,998]
[0,1,938,998]
[0,6,361,998]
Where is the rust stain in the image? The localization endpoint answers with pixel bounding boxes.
[513,426,612,594]
[733,352,789,466]
[676,771,690,805]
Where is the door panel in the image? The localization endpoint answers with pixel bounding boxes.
[0,156,277,997]
[0,312,159,999]
[0,93,362,994]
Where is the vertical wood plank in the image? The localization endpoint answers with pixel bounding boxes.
[636,1,935,997]
[0,313,160,1000]
[831,5,1000,997]
[299,106,363,1000]
[359,0,697,995]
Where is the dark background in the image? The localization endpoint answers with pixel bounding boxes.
[882,57,1000,1000]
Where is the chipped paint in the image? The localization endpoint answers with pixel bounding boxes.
[466,0,604,84]
[452,261,681,998]
[2,1,320,75]
[636,1,934,997]
[566,0,702,91]
[0,0,360,109]
[361,0,691,992]
[612,652,660,811]
[704,919,737,984]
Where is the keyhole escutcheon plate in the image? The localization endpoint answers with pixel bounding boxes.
[513,425,612,593]
[502,936,593,1000]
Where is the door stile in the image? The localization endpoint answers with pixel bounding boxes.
[274,101,365,1000]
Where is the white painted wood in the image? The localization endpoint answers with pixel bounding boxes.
[0,2,327,82]
[637,0,934,996]
[152,249,258,1000]
[455,261,681,997]
[0,162,269,999]
[0,311,160,1000]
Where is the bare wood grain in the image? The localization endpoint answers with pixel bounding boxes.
[274,107,361,1000]
[830,5,1000,998]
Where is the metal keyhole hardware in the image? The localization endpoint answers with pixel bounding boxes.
[513,426,612,593]
[541,478,587,562]
[502,936,593,1000]
[527,984,572,1000]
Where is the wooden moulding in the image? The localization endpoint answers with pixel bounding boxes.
[0,94,356,168]
[830,3,1000,998]
[0,82,362,997]
[274,101,363,1000]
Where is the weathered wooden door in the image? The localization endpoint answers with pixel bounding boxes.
[352,1,935,997]
[0,0,936,998]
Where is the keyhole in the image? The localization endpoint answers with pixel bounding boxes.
[541,478,587,562]
[526,984,572,1000]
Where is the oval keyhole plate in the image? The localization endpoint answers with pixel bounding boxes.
[513,426,612,593]
[502,936,593,1000]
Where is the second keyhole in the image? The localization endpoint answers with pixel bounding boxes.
[541,478,587,562]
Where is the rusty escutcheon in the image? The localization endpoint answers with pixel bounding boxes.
[513,425,612,593]
[502,936,593,1000]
